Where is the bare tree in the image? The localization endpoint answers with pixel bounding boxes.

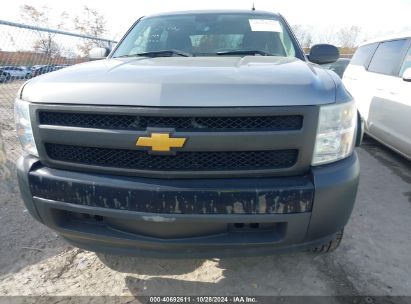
[32,37,61,56]
[291,25,313,48]
[315,26,338,45]
[19,5,68,57]
[74,6,108,55]
[337,26,361,48]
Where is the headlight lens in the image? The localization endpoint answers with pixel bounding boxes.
[14,99,38,157]
[312,100,357,166]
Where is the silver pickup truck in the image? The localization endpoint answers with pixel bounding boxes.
[15,10,361,257]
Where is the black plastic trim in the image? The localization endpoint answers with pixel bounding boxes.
[29,166,314,214]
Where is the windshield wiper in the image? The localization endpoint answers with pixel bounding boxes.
[115,50,192,58]
[216,50,271,56]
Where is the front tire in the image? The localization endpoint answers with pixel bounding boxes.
[310,229,344,253]
[6,74,11,81]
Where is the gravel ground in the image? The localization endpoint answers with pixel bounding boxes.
[0,81,410,298]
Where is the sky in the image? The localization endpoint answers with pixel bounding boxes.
[1,0,411,43]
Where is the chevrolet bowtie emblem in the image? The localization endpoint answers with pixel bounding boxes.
[136,133,187,152]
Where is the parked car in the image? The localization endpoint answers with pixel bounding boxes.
[1,66,31,79]
[343,33,411,160]
[31,65,45,70]
[15,10,361,257]
[54,64,70,70]
[321,58,351,78]
[31,65,59,77]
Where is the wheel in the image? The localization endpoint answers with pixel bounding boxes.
[310,229,344,253]
[1,74,11,83]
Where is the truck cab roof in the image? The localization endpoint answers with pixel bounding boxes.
[145,10,281,18]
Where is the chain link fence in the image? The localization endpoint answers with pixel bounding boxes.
[0,20,117,181]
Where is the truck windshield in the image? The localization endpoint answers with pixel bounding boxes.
[112,13,300,58]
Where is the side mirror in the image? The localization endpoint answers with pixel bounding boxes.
[308,44,339,64]
[403,68,411,82]
[88,47,111,60]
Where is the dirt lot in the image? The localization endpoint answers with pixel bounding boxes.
[0,81,411,298]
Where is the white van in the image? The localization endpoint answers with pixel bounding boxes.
[343,33,411,160]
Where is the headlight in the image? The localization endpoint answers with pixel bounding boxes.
[312,100,357,166]
[14,99,38,157]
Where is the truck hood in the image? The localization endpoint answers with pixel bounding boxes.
[22,56,336,107]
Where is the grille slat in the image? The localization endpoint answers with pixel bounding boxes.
[45,144,298,171]
[39,111,303,131]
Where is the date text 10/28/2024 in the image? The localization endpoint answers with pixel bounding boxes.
[148,296,258,303]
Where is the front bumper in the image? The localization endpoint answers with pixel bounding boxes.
[17,153,359,257]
